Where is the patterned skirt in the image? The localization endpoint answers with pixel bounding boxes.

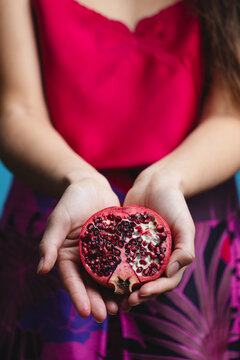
[0,170,239,360]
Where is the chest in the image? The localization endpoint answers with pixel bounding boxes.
[73,0,182,31]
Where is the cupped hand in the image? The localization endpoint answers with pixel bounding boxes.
[37,173,121,322]
[121,165,195,309]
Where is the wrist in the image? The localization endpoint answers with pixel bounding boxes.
[136,159,184,194]
[63,165,110,192]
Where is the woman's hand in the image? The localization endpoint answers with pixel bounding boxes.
[121,164,195,309]
[37,172,122,322]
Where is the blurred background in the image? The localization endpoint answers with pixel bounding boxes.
[0,161,240,217]
[0,162,13,217]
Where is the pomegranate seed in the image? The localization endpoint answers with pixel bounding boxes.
[136,225,143,233]
[150,252,157,260]
[159,232,167,239]
[113,249,120,256]
[150,268,157,276]
[143,268,151,276]
[87,224,94,232]
[155,246,161,255]
[118,240,124,248]
[148,242,154,251]
[156,224,164,232]
[115,257,121,264]
[107,214,115,221]
[140,249,146,257]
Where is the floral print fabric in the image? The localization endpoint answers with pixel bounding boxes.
[0,174,239,359]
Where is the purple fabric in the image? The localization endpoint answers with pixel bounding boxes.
[0,175,239,359]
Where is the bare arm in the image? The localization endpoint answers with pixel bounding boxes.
[0,0,105,197]
[122,81,240,307]
[0,0,121,322]
[153,81,240,197]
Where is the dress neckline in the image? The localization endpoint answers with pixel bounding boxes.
[72,0,185,34]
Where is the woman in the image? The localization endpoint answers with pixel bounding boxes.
[0,0,240,358]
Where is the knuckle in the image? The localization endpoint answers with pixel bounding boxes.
[183,250,195,265]
[39,239,57,256]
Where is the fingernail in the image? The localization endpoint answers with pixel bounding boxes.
[167,262,180,277]
[37,257,44,274]
[140,292,151,298]
[131,302,139,307]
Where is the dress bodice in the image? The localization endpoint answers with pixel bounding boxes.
[31,0,203,168]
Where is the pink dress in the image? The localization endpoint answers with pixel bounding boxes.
[31,0,203,168]
[0,1,239,359]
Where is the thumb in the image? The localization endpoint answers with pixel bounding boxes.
[123,186,142,207]
[166,221,195,278]
[37,204,71,274]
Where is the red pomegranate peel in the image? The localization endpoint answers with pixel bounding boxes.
[79,206,172,294]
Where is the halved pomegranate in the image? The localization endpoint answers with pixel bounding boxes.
[79,206,172,294]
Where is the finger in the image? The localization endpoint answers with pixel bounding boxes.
[105,299,119,315]
[125,289,153,307]
[166,215,195,278]
[38,204,71,274]
[83,274,107,323]
[59,259,91,318]
[137,267,186,298]
[123,186,142,208]
[120,295,132,313]
[102,289,121,315]
[166,248,194,278]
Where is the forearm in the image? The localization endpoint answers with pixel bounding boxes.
[0,103,101,197]
[157,115,240,197]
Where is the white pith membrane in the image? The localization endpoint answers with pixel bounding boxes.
[80,212,168,294]
[128,221,164,271]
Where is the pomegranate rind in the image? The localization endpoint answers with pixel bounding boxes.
[79,206,172,294]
